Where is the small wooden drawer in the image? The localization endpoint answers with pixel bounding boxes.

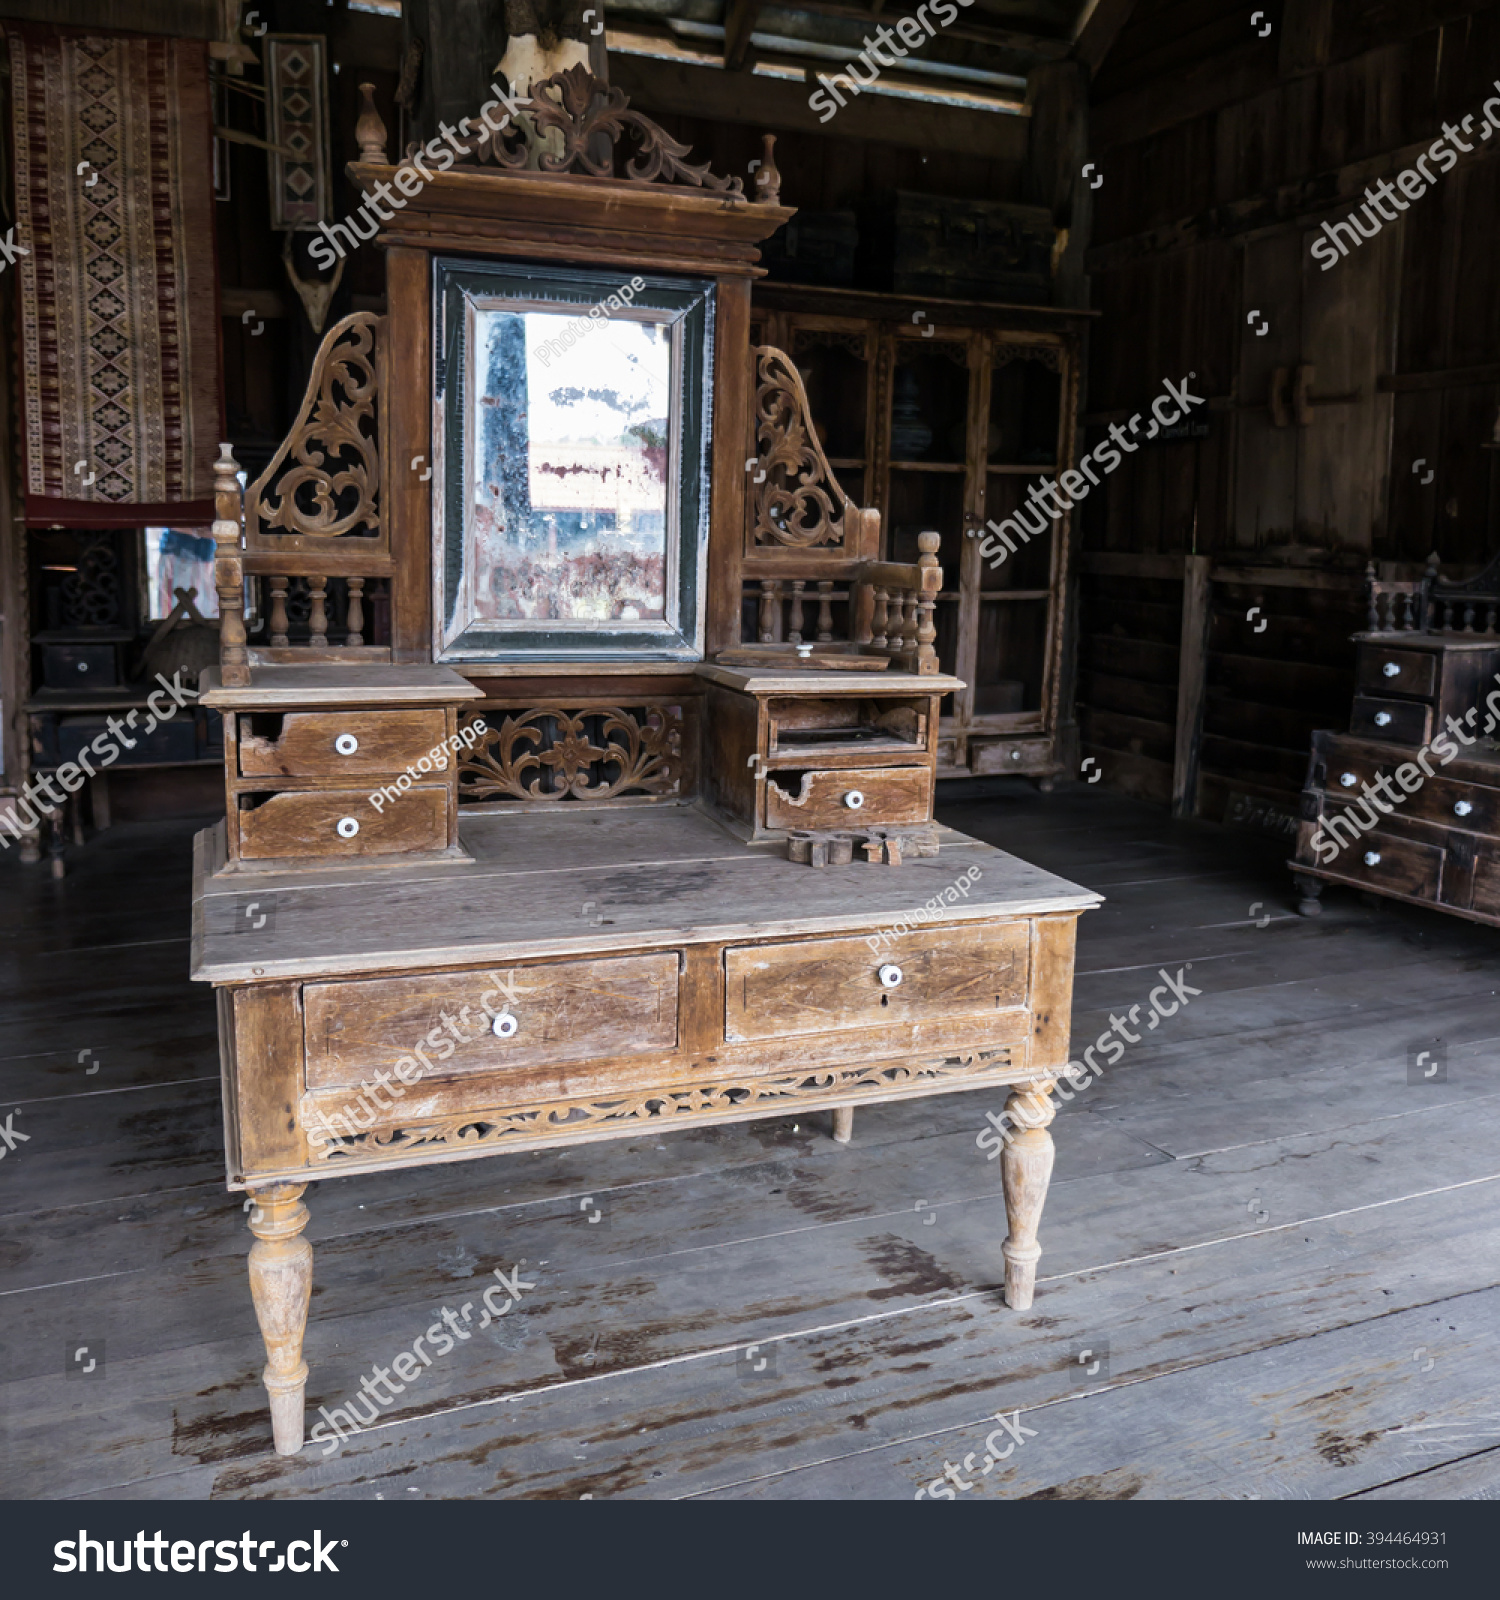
[724,921,1029,1042]
[1340,831,1443,899]
[238,786,446,860]
[42,643,119,689]
[763,764,931,831]
[238,709,449,779]
[1350,695,1432,744]
[1355,644,1436,699]
[304,953,680,1089]
[1324,756,1500,834]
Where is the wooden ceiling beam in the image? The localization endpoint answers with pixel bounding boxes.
[1069,0,1139,72]
[724,0,766,70]
[780,0,1071,58]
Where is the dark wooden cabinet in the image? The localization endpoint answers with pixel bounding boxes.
[751,284,1091,783]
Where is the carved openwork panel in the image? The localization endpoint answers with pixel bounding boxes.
[488,65,749,194]
[748,345,876,553]
[308,1047,1015,1163]
[245,311,385,552]
[992,341,1063,373]
[458,702,688,804]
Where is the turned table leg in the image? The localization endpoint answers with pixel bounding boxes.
[246,1183,313,1456]
[1001,1080,1057,1311]
[831,1106,854,1144]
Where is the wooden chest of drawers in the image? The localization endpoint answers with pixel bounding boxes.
[1347,634,1499,745]
[200,664,484,874]
[1291,728,1500,923]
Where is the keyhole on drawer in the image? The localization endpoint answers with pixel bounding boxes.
[880,994,889,1006]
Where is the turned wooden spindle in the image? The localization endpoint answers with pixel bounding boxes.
[1364,560,1379,632]
[754,132,781,205]
[212,442,250,688]
[246,1184,314,1456]
[871,585,889,649]
[758,578,781,643]
[345,576,365,646]
[916,529,941,673]
[356,83,388,163]
[1001,1080,1057,1310]
[901,590,919,652]
[816,580,834,642]
[787,579,805,643]
[308,576,329,648]
[268,576,289,648]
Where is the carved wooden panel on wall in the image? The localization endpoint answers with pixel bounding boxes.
[458,702,690,805]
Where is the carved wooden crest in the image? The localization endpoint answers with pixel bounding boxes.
[748,345,876,552]
[246,311,385,550]
[459,704,684,803]
[492,65,747,194]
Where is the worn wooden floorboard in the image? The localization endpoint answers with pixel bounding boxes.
[6,1085,1499,1497]
[4,797,1497,1501]
[53,1157,1500,1501]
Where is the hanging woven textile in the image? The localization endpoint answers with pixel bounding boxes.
[3,23,222,525]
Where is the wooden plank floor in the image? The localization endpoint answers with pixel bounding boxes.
[2,783,1498,1501]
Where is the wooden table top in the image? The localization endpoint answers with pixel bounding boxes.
[191,806,1102,985]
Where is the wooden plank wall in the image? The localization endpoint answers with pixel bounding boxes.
[1078,0,1500,815]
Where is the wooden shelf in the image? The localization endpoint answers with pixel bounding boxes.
[987,462,1060,474]
[891,460,967,473]
[979,589,1052,601]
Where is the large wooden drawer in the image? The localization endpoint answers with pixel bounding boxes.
[724,921,1028,1042]
[304,953,680,1088]
[239,708,449,778]
[763,765,931,831]
[1322,750,1500,834]
[1350,695,1432,744]
[1354,644,1436,699]
[238,786,446,859]
[1337,830,1443,899]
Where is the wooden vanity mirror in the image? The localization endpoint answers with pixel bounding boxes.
[432,259,715,664]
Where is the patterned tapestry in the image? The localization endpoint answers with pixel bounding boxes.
[4,24,221,523]
[265,35,331,231]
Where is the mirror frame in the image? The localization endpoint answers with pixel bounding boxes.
[431,256,715,664]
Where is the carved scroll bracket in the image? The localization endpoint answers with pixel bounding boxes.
[747,345,879,555]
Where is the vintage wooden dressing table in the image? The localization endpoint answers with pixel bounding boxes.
[190,73,1100,1456]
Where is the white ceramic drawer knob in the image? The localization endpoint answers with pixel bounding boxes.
[843,789,865,810]
[77,661,89,672]
[1339,772,1357,787]
[336,816,360,839]
[1382,661,1401,677]
[1374,711,1392,727]
[335,733,359,755]
[1454,800,1474,817]
[878,964,903,989]
[492,1011,518,1039]
[1364,850,1381,866]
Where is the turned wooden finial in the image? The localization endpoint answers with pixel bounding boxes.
[754,133,781,204]
[356,83,388,163]
[212,442,251,688]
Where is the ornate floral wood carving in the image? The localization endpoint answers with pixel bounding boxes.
[749,345,871,550]
[992,342,1062,373]
[246,311,384,547]
[308,1048,1015,1163]
[492,65,745,194]
[792,327,868,361]
[897,337,968,370]
[459,704,684,803]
